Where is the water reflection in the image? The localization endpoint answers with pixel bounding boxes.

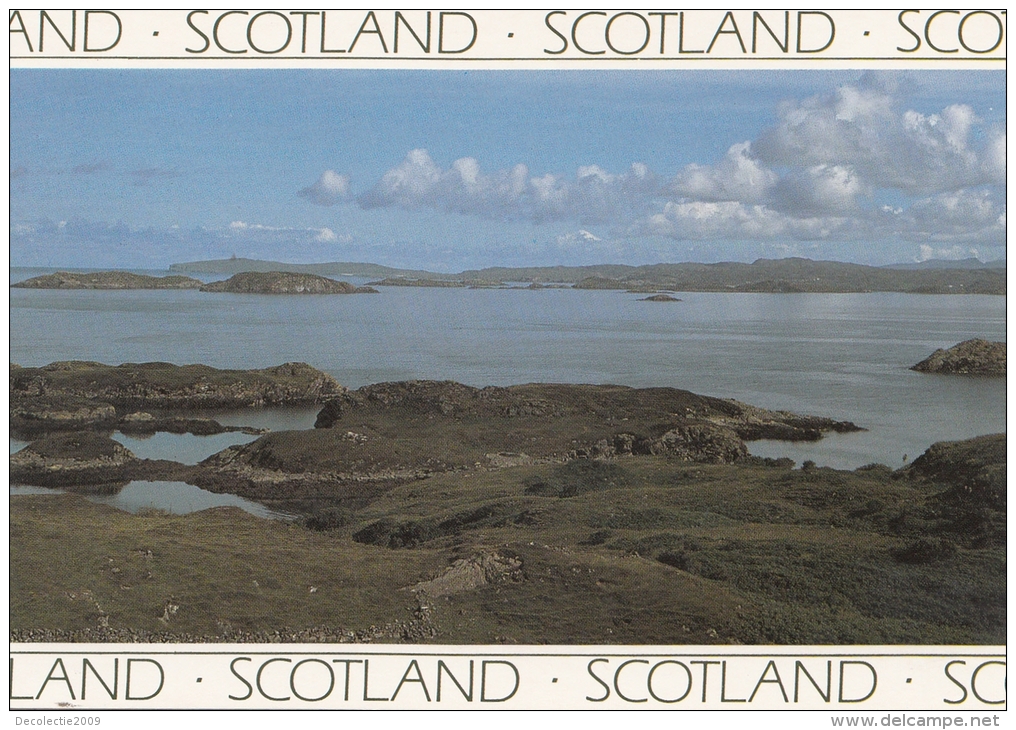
[10,480,290,520]
[193,406,322,433]
[111,430,259,465]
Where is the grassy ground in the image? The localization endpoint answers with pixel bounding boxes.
[10,452,1005,644]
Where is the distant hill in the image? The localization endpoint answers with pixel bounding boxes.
[884,258,1006,271]
[593,258,1004,294]
[168,257,1005,295]
[170,257,439,280]
[458,264,642,282]
[473,258,1005,294]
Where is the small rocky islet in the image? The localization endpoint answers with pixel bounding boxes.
[911,339,1006,377]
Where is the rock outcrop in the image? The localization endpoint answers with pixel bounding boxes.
[200,271,378,294]
[10,361,344,437]
[903,433,1006,510]
[10,432,137,486]
[911,339,1006,377]
[411,553,524,597]
[313,380,859,445]
[194,380,860,501]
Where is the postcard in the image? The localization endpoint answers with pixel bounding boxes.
[7,9,1006,717]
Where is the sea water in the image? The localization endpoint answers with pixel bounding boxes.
[9,279,1005,470]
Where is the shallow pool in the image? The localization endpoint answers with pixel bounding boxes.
[10,480,292,520]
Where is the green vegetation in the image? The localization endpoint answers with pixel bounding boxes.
[11,435,1005,644]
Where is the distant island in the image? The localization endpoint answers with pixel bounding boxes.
[366,277,506,288]
[16,258,1005,295]
[912,339,1006,377]
[170,256,438,280]
[564,259,1003,294]
[199,271,378,295]
[640,294,682,302]
[12,270,379,296]
[366,277,470,288]
[12,271,203,290]
[167,256,1006,295]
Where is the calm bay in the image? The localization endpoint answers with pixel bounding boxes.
[9,274,1005,470]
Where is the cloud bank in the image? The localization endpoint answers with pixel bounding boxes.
[300,82,1005,255]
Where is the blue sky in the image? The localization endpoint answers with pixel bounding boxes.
[10,69,1006,270]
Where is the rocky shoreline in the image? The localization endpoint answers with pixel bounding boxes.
[11,365,863,509]
[10,361,343,438]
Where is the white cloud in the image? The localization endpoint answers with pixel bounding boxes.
[644,200,855,242]
[531,162,658,224]
[898,189,1005,245]
[556,229,604,246]
[636,82,1003,246]
[753,86,1003,195]
[771,164,868,214]
[290,82,1002,253]
[983,131,1006,184]
[918,244,979,262]
[358,149,657,224]
[298,170,351,206]
[669,142,776,204]
[224,221,356,245]
[358,149,529,218]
